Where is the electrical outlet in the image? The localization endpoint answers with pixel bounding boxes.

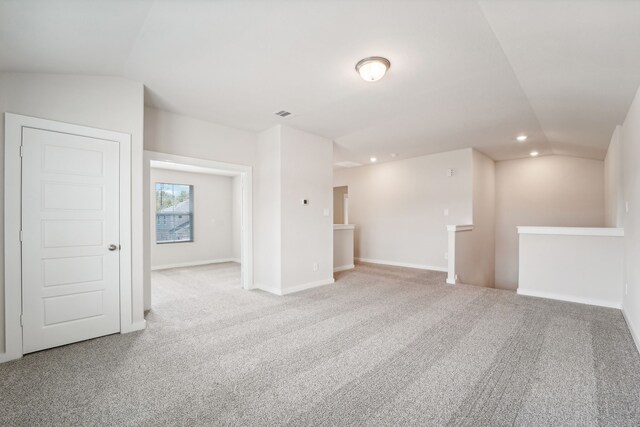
[313,263,319,272]
[444,208,449,216]
[444,252,448,260]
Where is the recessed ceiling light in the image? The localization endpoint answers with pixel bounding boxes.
[370,157,377,163]
[356,57,391,82]
[516,135,527,142]
[391,153,398,158]
[530,151,539,157]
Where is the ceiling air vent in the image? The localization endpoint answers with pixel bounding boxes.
[334,161,362,168]
[275,110,292,117]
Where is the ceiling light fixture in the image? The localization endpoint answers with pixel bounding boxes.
[370,157,377,163]
[530,151,539,157]
[516,135,527,142]
[356,57,391,82]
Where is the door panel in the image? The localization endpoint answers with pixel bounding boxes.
[22,127,120,354]
[43,182,103,210]
[42,256,104,287]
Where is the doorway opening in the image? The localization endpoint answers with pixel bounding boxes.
[143,151,253,313]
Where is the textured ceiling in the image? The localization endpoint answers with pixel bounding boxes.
[1,0,639,164]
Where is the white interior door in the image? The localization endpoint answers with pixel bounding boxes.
[21,127,121,354]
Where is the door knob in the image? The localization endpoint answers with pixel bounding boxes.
[108,244,118,251]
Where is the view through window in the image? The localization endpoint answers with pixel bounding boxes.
[156,183,194,243]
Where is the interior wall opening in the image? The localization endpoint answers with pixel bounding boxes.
[144,151,253,314]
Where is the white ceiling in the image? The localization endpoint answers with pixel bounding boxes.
[2,0,639,164]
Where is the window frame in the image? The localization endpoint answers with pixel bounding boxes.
[154,182,194,244]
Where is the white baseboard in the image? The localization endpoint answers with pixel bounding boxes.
[622,305,640,354]
[355,257,447,272]
[151,258,238,271]
[0,350,22,364]
[334,264,355,272]
[517,288,622,309]
[254,283,279,295]
[256,277,335,296]
[121,320,146,334]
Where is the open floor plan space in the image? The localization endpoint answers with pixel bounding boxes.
[1,263,639,426]
[2,1,640,424]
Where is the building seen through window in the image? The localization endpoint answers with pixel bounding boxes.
[155,183,193,243]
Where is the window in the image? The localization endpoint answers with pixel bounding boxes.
[155,183,194,243]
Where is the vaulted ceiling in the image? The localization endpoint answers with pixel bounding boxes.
[1,0,639,164]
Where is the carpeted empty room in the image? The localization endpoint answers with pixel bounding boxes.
[2,1,640,426]
[1,263,639,426]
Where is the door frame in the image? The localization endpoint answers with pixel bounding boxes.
[144,150,254,309]
[2,113,133,363]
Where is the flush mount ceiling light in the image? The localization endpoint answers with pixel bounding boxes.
[370,156,378,163]
[530,151,539,157]
[516,135,528,142]
[356,57,391,82]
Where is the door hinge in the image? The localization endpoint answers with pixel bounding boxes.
[20,146,24,157]
[19,230,23,242]
[20,314,23,327]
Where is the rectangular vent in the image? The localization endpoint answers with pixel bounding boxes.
[275,110,292,117]
[334,161,362,168]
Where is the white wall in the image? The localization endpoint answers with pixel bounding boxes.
[605,126,624,228]
[334,226,355,271]
[232,175,242,261]
[280,126,334,292]
[254,125,334,294]
[143,107,257,307]
[494,155,605,290]
[333,149,474,271]
[144,107,257,166]
[0,72,145,355]
[518,230,624,308]
[254,126,282,291]
[455,150,495,287]
[150,168,235,269]
[619,85,640,351]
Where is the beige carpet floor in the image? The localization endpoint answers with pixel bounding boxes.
[1,262,639,426]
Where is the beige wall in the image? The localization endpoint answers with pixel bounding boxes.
[334,149,473,271]
[0,72,145,356]
[605,126,624,228]
[455,150,495,287]
[494,155,605,290]
[150,168,235,269]
[333,186,348,224]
